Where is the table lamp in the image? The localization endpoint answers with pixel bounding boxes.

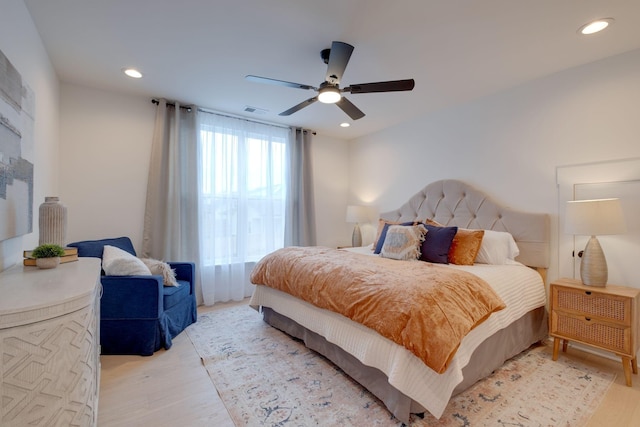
[565,198,626,286]
[346,205,371,247]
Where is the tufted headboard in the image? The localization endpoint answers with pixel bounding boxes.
[380,180,550,269]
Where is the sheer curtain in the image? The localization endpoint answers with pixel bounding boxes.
[198,111,292,304]
[145,103,316,306]
[143,99,202,301]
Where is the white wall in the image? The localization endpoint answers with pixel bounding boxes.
[59,84,351,253]
[311,134,351,248]
[0,0,60,271]
[13,0,637,282]
[349,48,640,283]
[59,83,156,251]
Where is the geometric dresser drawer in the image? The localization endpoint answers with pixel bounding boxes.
[0,259,102,427]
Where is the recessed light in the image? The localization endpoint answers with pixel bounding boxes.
[340,122,350,128]
[122,68,143,78]
[578,18,614,35]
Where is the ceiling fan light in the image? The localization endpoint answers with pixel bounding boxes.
[318,87,341,104]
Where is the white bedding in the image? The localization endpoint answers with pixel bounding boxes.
[249,248,546,419]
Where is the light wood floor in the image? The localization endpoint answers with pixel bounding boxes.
[98,301,241,427]
[98,300,640,426]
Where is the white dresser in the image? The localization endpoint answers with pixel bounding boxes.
[0,258,101,427]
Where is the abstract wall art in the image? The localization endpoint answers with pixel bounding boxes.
[0,48,35,242]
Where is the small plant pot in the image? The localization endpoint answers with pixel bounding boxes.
[36,257,61,269]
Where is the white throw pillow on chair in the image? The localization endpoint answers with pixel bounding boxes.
[102,245,152,276]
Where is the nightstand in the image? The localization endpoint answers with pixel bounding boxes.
[549,278,640,386]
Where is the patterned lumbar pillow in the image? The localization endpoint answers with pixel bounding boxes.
[380,224,427,261]
[141,258,179,287]
[373,219,416,254]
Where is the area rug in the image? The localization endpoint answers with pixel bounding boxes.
[186,305,615,426]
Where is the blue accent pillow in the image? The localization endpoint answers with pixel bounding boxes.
[420,225,458,264]
[374,221,415,254]
[68,236,137,258]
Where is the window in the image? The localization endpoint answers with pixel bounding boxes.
[198,117,288,265]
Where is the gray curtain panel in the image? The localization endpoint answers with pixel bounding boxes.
[285,128,316,247]
[143,99,202,302]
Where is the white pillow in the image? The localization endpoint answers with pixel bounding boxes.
[141,258,179,287]
[102,245,152,276]
[475,230,520,265]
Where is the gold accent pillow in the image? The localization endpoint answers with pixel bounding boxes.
[448,228,485,265]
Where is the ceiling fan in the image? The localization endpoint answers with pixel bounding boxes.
[246,41,415,120]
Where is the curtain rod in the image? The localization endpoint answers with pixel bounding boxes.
[151,98,193,111]
[151,98,315,135]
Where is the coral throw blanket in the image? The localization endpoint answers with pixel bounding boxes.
[250,246,505,374]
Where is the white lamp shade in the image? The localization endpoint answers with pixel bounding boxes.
[565,198,626,236]
[346,205,371,223]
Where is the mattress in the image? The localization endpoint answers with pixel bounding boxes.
[249,253,546,419]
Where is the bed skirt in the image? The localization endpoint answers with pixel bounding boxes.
[261,306,548,423]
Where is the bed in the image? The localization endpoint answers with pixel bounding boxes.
[249,179,550,423]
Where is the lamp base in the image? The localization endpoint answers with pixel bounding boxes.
[351,224,362,247]
[580,236,608,287]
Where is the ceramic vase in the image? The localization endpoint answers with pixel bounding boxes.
[39,197,67,247]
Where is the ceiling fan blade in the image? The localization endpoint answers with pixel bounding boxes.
[336,97,365,120]
[345,79,415,94]
[279,97,318,116]
[246,75,316,91]
[325,41,354,84]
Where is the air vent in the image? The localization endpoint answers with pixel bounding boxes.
[244,105,268,115]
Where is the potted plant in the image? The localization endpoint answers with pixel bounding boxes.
[32,244,66,269]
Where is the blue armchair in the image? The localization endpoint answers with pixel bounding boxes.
[68,237,197,356]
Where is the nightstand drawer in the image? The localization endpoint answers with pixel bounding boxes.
[554,286,631,325]
[553,311,631,354]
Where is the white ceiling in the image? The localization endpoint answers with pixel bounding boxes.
[24,0,640,140]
